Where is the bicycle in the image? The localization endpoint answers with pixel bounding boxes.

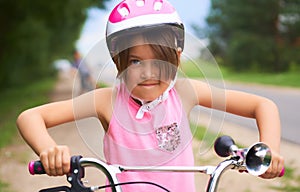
[29,135,285,192]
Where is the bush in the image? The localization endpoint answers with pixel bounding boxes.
[226,33,286,72]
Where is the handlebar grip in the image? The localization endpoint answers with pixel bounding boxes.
[279,167,285,177]
[28,160,45,175]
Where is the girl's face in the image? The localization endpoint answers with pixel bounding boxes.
[124,44,171,102]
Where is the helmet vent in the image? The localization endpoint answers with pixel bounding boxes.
[136,0,145,7]
[154,1,163,11]
[118,5,130,17]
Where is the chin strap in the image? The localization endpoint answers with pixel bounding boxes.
[135,78,176,119]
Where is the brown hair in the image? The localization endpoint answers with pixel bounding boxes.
[112,28,179,80]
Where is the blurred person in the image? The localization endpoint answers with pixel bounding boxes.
[72,50,97,94]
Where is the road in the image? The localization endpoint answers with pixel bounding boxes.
[200,81,300,144]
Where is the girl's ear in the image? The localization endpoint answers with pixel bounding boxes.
[177,47,182,64]
[177,47,182,56]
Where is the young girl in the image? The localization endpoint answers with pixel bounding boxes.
[17,0,284,191]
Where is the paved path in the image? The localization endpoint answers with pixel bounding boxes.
[219,82,300,145]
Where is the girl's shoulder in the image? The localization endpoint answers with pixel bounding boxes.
[175,78,198,95]
[93,87,116,107]
[174,78,199,111]
[175,78,211,94]
[94,87,114,96]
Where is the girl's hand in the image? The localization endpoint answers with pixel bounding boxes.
[39,145,71,176]
[260,151,284,179]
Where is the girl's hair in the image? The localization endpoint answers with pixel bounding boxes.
[113,27,179,81]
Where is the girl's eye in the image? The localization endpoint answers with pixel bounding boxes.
[130,59,141,65]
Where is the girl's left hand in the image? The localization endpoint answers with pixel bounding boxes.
[260,151,284,179]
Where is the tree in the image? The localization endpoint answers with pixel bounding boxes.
[206,0,299,72]
[278,0,300,70]
[0,0,108,88]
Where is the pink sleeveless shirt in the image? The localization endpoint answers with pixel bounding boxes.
[103,84,195,192]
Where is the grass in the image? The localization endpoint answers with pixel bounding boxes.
[191,123,245,151]
[0,181,11,192]
[0,77,56,192]
[191,124,218,148]
[269,166,300,191]
[0,78,56,192]
[221,68,300,88]
[180,59,300,88]
[0,77,56,148]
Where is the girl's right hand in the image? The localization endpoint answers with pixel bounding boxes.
[39,145,70,176]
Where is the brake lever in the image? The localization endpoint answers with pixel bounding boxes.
[66,156,93,192]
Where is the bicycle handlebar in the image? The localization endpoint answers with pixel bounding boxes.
[28,136,285,192]
[28,157,285,177]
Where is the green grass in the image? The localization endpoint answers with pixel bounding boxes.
[0,77,56,192]
[269,166,300,191]
[97,82,109,88]
[180,59,300,88]
[180,59,223,80]
[221,68,300,88]
[191,124,245,151]
[0,181,11,192]
[0,77,56,148]
[191,124,218,147]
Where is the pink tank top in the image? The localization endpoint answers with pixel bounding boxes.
[103,84,195,192]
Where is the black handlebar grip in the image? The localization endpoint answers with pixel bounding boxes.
[28,160,45,175]
[214,135,235,157]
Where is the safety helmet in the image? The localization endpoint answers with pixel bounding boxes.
[106,0,185,57]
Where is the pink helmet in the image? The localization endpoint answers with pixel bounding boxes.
[106,0,184,57]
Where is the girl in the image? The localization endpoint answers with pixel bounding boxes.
[17,0,284,191]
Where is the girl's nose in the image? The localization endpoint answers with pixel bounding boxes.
[140,61,157,79]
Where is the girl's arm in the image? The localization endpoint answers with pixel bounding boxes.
[16,88,112,176]
[225,90,284,179]
[17,99,74,176]
[190,79,284,178]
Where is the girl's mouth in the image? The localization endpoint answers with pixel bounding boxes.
[139,83,158,86]
[138,81,160,87]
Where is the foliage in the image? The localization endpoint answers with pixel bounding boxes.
[0,77,55,192]
[227,33,280,72]
[0,0,108,89]
[278,0,300,71]
[205,0,300,73]
[0,78,56,148]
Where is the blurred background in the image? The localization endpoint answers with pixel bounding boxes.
[0,0,299,191]
[1,0,299,89]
